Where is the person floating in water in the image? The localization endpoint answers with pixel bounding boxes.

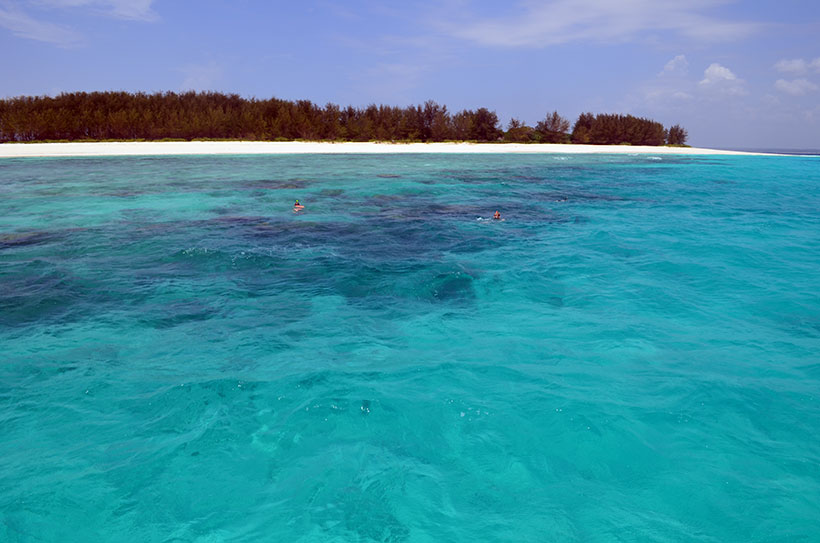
[493,210,501,220]
[293,199,304,212]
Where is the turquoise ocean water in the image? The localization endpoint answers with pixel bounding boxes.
[1,153,819,542]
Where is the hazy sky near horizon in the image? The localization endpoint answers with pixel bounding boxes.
[1,0,819,148]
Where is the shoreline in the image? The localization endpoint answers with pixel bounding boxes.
[0,141,783,158]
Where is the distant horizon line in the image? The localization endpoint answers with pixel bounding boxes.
[727,147,820,155]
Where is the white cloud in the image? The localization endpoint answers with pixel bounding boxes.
[700,63,737,84]
[774,57,820,75]
[36,0,158,21]
[774,59,807,75]
[441,0,757,48]
[645,60,749,105]
[0,1,81,46]
[699,62,747,96]
[0,0,157,46]
[660,54,689,77]
[774,78,818,96]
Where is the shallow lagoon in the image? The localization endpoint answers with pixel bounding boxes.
[1,153,819,541]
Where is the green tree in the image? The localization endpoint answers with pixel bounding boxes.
[571,112,594,143]
[470,108,501,141]
[667,124,688,145]
[0,91,673,146]
[535,111,570,143]
[451,110,473,140]
[504,118,535,142]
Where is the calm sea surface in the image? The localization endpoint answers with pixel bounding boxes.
[1,154,819,542]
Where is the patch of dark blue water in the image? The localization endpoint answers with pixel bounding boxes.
[0,260,100,328]
[240,178,314,190]
[191,213,496,260]
[318,188,345,197]
[297,257,478,308]
[139,217,483,310]
[0,231,63,249]
[531,190,633,203]
[103,189,149,198]
[0,197,572,333]
[137,300,219,329]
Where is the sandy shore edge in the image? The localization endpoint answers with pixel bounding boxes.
[0,141,777,158]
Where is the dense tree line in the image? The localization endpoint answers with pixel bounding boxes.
[0,92,501,142]
[503,111,687,146]
[0,91,686,146]
[571,112,668,146]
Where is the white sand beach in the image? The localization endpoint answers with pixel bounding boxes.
[0,141,771,158]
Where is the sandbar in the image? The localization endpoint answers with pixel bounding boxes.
[0,141,772,158]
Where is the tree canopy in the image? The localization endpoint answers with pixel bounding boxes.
[0,92,501,143]
[535,111,571,143]
[571,112,668,146]
[667,124,688,145]
[0,91,685,146]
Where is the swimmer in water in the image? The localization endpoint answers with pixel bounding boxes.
[493,210,501,220]
[293,199,304,212]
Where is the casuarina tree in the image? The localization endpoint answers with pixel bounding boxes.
[535,111,570,143]
[667,124,688,145]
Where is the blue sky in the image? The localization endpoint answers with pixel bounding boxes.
[1,0,819,148]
